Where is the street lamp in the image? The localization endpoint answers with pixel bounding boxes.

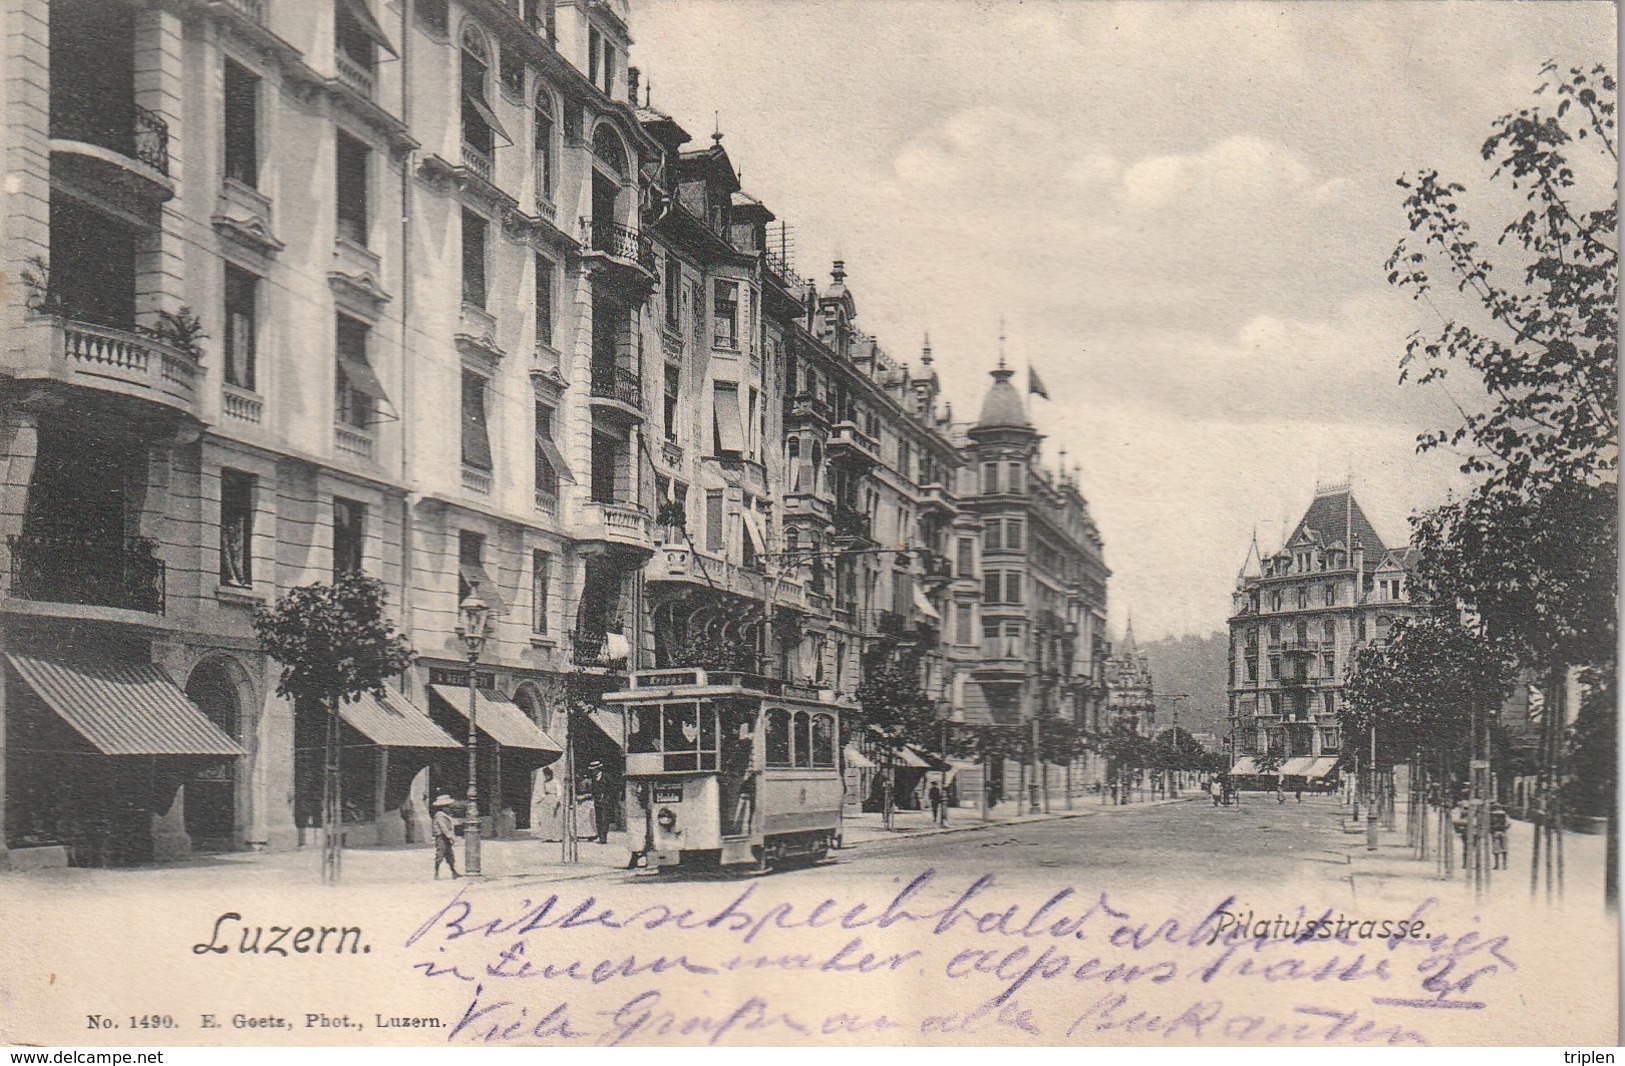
[456,593,492,876]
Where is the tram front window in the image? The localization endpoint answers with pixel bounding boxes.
[635,701,717,772]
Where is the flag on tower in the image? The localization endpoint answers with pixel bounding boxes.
[1028,366,1049,400]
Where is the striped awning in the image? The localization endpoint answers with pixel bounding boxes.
[339,688,460,749]
[430,685,561,753]
[1229,757,1258,776]
[7,654,244,757]
[1280,756,1316,776]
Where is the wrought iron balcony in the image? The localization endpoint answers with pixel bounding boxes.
[581,218,655,271]
[8,532,165,615]
[590,364,643,410]
[832,504,872,543]
[51,96,171,177]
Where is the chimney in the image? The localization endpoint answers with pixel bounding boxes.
[628,67,640,104]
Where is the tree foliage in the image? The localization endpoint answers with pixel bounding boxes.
[1388,61,1616,495]
[852,646,939,755]
[1343,615,1516,766]
[252,572,416,707]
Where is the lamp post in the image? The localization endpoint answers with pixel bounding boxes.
[457,593,491,876]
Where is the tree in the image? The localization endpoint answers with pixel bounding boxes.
[853,645,939,829]
[1388,61,1617,900]
[253,572,415,882]
[1343,615,1516,769]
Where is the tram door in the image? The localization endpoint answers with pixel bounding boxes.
[718,701,756,837]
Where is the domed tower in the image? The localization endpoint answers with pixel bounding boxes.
[964,351,1044,734]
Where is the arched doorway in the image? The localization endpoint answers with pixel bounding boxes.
[183,657,246,846]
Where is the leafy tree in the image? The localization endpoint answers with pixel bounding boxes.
[853,645,939,828]
[1387,61,1617,899]
[1342,615,1516,768]
[253,572,416,882]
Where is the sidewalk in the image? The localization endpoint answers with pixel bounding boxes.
[1315,802,1612,909]
[840,792,1196,847]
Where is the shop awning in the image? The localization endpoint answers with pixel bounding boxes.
[7,654,244,757]
[430,685,561,752]
[1279,756,1316,776]
[339,688,460,749]
[843,744,875,769]
[908,744,953,772]
[912,586,941,620]
[586,708,624,750]
[1306,756,1341,779]
[1229,757,1258,776]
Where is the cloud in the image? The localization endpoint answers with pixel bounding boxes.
[1113,136,1324,213]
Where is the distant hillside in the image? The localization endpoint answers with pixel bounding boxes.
[1142,632,1229,739]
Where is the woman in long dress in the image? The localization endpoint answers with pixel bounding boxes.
[531,766,564,842]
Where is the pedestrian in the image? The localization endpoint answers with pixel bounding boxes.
[585,761,616,845]
[1295,787,1303,803]
[928,782,944,825]
[431,794,459,879]
[1209,778,1222,807]
[532,766,563,842]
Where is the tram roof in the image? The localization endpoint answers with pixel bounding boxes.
[603,669,857,709]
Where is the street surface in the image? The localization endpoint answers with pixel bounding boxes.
[2,794,1615,1047]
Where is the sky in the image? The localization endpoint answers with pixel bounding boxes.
[628,0,1617,641]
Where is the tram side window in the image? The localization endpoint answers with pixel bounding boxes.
[766,709,792,767]
[793,711,812,768]
[628,706,660,754]
[811,713,836,768]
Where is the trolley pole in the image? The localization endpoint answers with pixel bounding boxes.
[1366,723,1379,852]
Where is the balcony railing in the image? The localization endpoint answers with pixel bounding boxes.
[52,97,171,176]
[833,504,871,543]
[220,0,266,21]
[581,218,655,271]
[461,464,492,495]
[787,393,833,424]
[22,316,200,417]
[334,423,375,461]
[763,248,804,293]
[8,532,165,615]
[590,364,642,409]
[828,421,881,466]
[461,142,494,183]
[221,384,263,425]
[334,50,375,98]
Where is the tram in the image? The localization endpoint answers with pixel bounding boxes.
[603,668,852,871]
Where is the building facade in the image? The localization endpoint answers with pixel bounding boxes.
[1103,619,1155,736]
[1225,483,1420,777]
[0,0,1110,866]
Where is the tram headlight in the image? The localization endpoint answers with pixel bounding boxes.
[656,807,677,831]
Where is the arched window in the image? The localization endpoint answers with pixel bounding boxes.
[792,710,812,768]
[461,26,501,159]
[592,124,628,178]
[533,88,555,203]
[811,714,836,768]
[766,709,791,767]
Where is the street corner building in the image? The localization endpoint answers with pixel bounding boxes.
[1225,482,1421,791]
[0,0,1109,870]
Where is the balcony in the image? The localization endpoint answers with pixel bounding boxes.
[460,142,494,184]
[461,464,492,496]
[334,50,375,98]
[219,0,266,20]
[576,500,654,561]
[334,422,375,462]
[580,217,656,275]
[832,504,873,545]
[827,421,881,468]
[589,364,644,420]
[786,393,833,427]
[221,384,263,426]
[8,532,165,615]
[918,482,960,518]
[50,99,173,203]
[16,315,201,422]
[783,491,833,523]
[645,545,768,601]
[763,247,805,295]
[919,549,954,589]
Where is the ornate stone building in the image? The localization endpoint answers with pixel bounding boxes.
[1225,482,1421,781]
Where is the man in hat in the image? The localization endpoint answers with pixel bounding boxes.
[585,761,616,845]
[431,794,459,879]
